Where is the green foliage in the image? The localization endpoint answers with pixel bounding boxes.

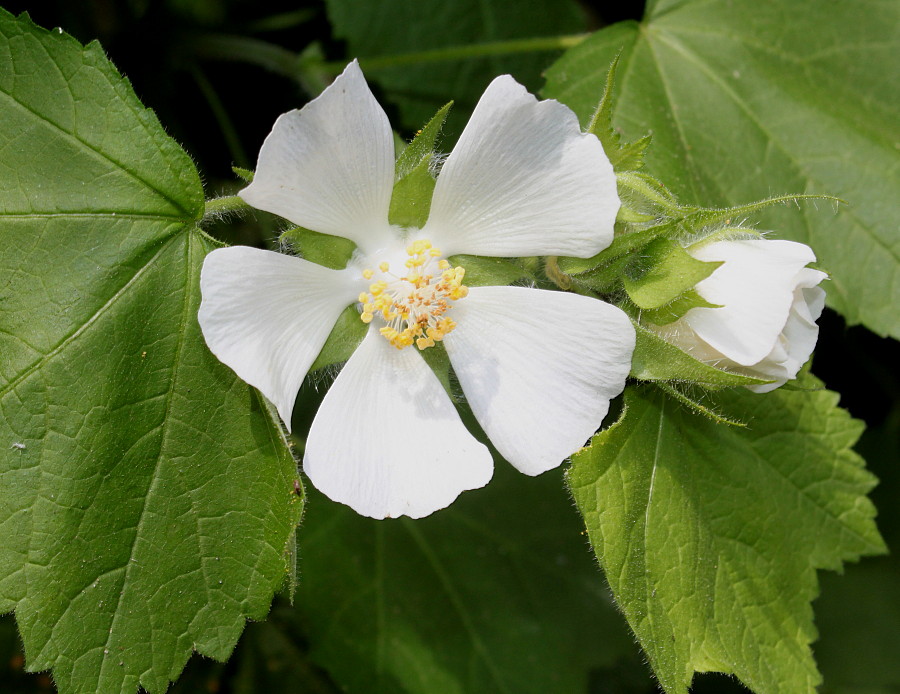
[325,0,588,138]
[568,385,886,694]
[0,10,301,693]
[543,0,900,339]
[293,464,638,694]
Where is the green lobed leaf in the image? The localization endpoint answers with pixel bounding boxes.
[567,384,886,694]
[543,0,900,339]
[325,0,587,139]
[0,11,300,693]
[623,237,721,310]
[293,462,639,694]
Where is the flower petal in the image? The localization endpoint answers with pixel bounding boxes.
[239,61,396,254]
[444,286,634,476]
[747,270,827,393]
[686,240,818,366]
[420,75,618,259]
[304,328,493,519]
[199,246,360,429]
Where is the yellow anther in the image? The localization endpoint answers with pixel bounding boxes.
[357,239,467,349]
[362,268,374,280]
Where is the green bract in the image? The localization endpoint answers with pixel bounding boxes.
[0,11,300,693]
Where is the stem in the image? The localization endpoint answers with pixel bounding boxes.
[544,256,573,290]
[194,34,300,76]
[190,65,250,169]
[324,34,590,73]
[203,195,254,219]
[195,33,590,85]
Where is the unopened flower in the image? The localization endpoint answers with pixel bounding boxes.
[649,239,827,392]
[199,61,634,519]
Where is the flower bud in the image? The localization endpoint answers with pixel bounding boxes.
[647,239,827,392]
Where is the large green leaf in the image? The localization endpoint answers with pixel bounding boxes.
[567,384,885,694]
[293,462,638,694]
[325,0,587,138]
[0,11,300,693]
[543,0,900,339]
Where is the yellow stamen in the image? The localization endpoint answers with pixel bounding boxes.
[356,238,468,350]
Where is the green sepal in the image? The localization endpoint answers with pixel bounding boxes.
[655,382,748,427]
[586,54,650,172]
[232,165,254,183]
[389,157,436,229]
[630,320,771,388]
[449,254,533,287]
[389,103,452,229]
[640,289,719,326]
[616,171,682,222]
[557,224,667,280]
[308,305,366,372]
[419,341,453,395]
[680,193,844,231]
[395,102,452,178]
[623,237,722,309]
[280,226,356,270]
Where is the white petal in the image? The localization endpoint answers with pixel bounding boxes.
[199,246,360,429]
[420,75,618,259]
[685,240,818,366]
[304,328,493,519]
[747,275,827,393]
[444,286,634,476]
[239,61,396,254]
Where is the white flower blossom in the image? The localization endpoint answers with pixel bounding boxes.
[650,238,827,392]
[198,61,634,519]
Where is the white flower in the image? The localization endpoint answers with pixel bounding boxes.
[650,239,827,392]
[198,61,634,519]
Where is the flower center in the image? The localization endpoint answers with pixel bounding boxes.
[358,239,468,350]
